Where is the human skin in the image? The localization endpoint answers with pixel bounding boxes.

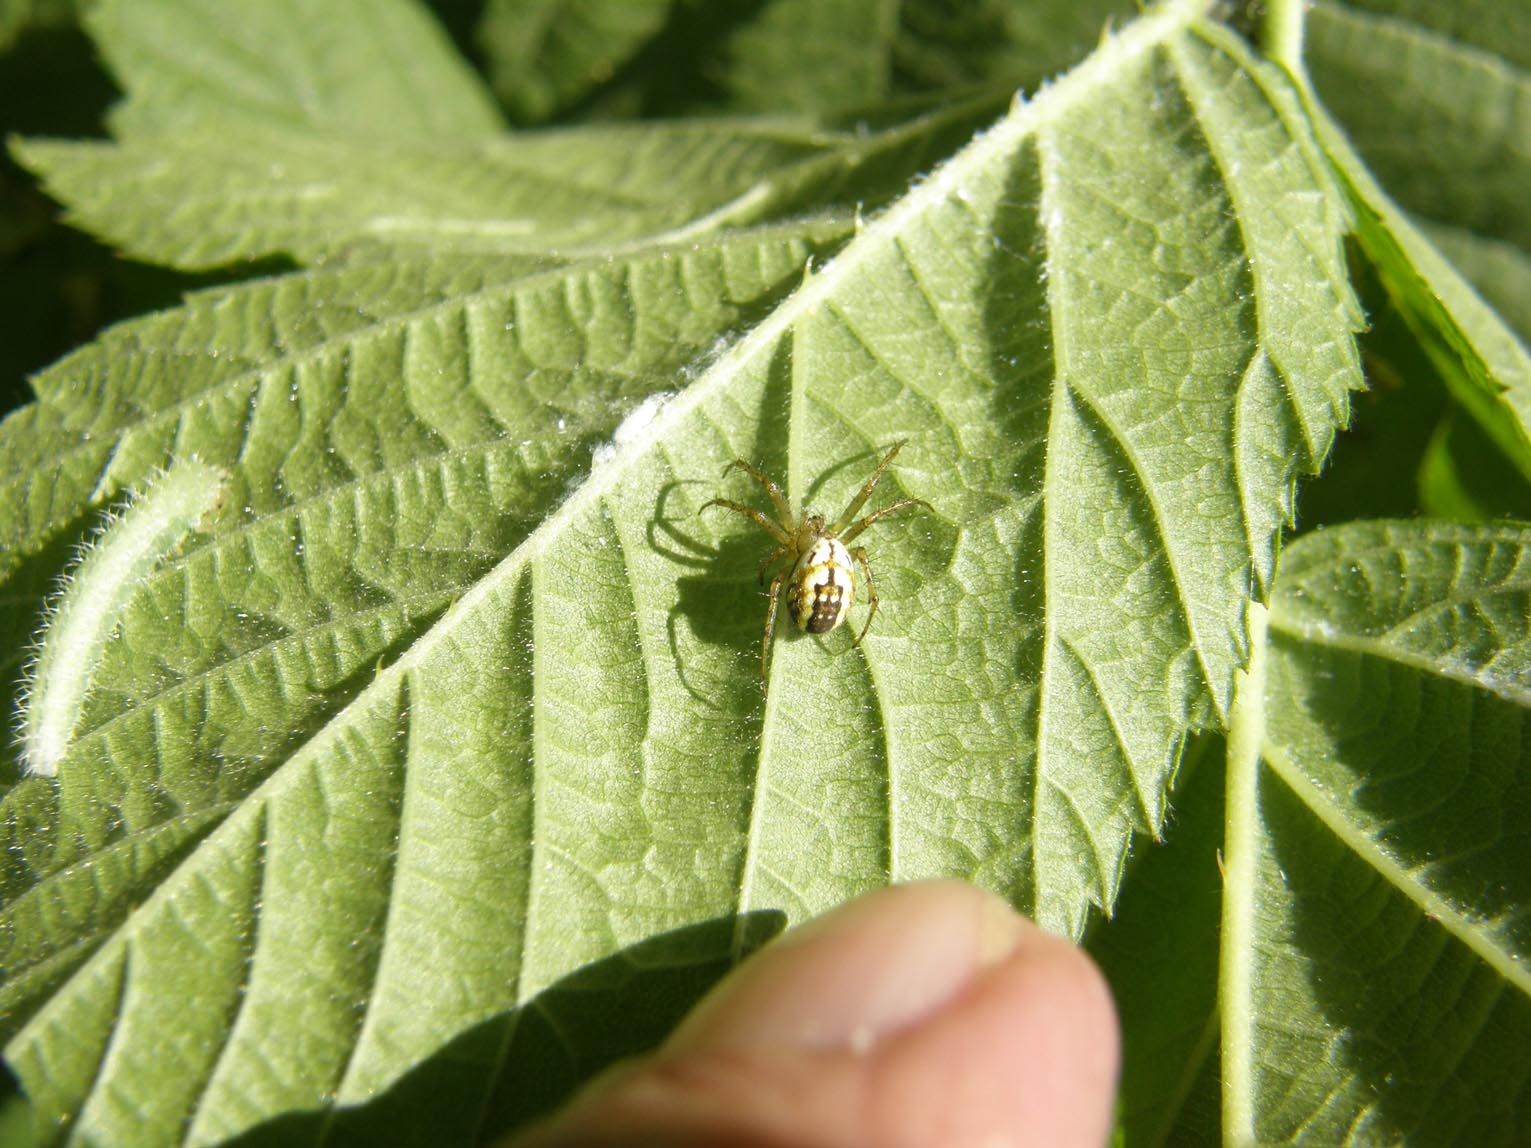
[505,880,1120,1148]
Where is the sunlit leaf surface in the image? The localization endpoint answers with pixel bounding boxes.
[0,1,1449,1144]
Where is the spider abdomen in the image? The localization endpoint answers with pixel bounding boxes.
[787,537,855,634]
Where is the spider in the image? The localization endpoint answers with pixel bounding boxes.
[702,441,931,683]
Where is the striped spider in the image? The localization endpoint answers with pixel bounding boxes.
[702,441,930,683]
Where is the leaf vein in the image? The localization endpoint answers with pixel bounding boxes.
[177,803,269,1148]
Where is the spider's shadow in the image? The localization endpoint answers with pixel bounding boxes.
[798,448,884,520]
[649,480,776,705]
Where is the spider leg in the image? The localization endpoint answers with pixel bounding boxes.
[850,547,879,645]
[700,498,792,546]
[722,459,793,529]
[829,441,907,534]
[761,569,786,685]
[838,498,932,545]
[757,545,790,584]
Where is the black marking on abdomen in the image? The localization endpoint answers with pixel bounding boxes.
[805,583,845,633]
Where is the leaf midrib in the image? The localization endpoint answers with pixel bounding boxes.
[1259,740,1531,996]
[2,219,828,557]
[1268,607,1531,707]
[734,0,1216,936]
[15,0,1214,1089]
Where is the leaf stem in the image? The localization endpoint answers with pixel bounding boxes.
[1261,0,1307,70]
[1219,600,1268,1145]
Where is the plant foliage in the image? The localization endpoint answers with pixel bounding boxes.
[0,0,1527,1145]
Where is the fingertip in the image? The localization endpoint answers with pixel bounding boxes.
[507,883,1121,1148]
[669,880,1028,1054]
[873,917,1120,1147]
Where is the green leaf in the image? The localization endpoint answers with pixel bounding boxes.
[1220,520,1531,1144]
[1087,736,1225,1147]
[86,0,503,138]
[0,222,847,1140]
[0,0,76,52]
[1425,221,1531,347]
[1308,108,1531,485]
[13,1,1134,274]
[717,0,1145,115]
[3,3,1369,1144]
[1299,254,1531,528]
[477,0,674,123]
[1306,1,1531,255]
[722,0,900,111]
[888,0,1140,94]
[1298,1,1531,487]
[1417,408,1531,521]
[12,92,1005,271]
[471,0,1140,123]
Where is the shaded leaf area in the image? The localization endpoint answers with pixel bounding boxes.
[1241,520,1531,1144]
[14,101,991,271]
[720,0,902,112]
[0,0,76,52]
[476,0,1135,124]
[219,910,785,1147]
[1427,220,1531,347]
[477,0,695,123]
[1086,735,1224,1147]
[1301,1,1531,494]
[1,10,1364,1147]
[1307,0,1531,255]
[1299,253,1531,527]
[0,18,125,419]
[885,0,1132,99]
[1308,109,1531,491]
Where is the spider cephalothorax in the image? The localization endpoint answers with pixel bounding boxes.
[702,441,931,683]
